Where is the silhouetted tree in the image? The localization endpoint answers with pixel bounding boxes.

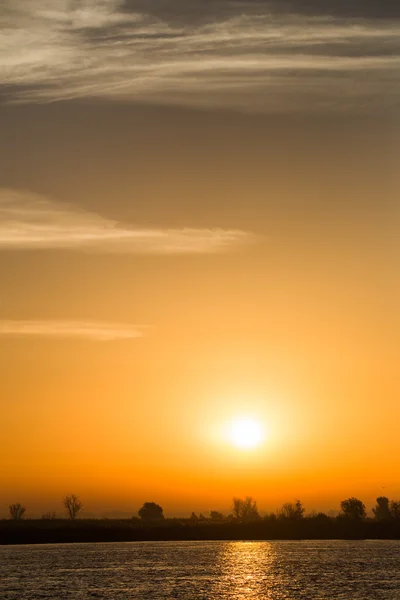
[264,512,277,522]
[41,512,57,520]
[210,511,224,521]
[9,503,26,520]
[198,513,206,521]
[63,494,83,520]
[190,512,198,521]
[340,497,366,519]
[327,509,339,518]
[232,497,259,522]
[232,497,242,520]
[390,500,400,519]
[373,497,391,521]
[295,499,305,519]
[315,512,330,520]
[131,516,140,523]
[279,499,305,520]
[138,502,164,520]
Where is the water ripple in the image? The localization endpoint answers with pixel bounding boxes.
[1,540,400,599]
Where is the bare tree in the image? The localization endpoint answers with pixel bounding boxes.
[232,497,243,520]
[41,512,57,520]
[279,499,305,520]
[9,503,26,520]
[232,497,260,522]
[63,494,83,520]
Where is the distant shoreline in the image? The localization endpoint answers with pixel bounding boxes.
[2,518,400,546]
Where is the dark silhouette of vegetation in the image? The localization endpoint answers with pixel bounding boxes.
[3,494,400,545]
[278,500,305,520]
[41,512,57,520]
[340,497,367,520]
[63,495,83,520]
[138,502,164,520]
[9,503,26,520]
[373,497,391,521]
[232,497,259,522]
[210,511,224,521]
[390,501,400,519]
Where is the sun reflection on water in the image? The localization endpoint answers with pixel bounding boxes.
[213,542,280,599]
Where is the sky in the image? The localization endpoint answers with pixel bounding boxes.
[0,0,399,518]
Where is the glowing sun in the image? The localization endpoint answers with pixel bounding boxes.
[229,417,264,449]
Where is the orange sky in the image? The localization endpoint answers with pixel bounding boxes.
[1,0,400,518]
[1,111,399,517]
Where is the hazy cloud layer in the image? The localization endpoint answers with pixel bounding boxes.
[0,189,253,254]
[1,0,399,112]
[276,0,400,20]
[122,1,400,22]
[0,320,147,341]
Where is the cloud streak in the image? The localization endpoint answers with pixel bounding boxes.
[0,320,147,341]
[0,189,253,253]
[0,0,399,112]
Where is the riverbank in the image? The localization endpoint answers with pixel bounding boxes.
[2,517,400,545]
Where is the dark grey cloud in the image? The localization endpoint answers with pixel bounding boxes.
[122,0,400,21]
[1,0,399,113]
[279,0,400,19]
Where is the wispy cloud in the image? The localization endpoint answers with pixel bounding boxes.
[0,189,253,253]
[0,0,399,111]
[0,320,147,341]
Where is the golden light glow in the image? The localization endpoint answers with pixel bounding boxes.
[228,417,264,449]
[1,71,399,518]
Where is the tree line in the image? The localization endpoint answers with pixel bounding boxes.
[8,495,84,521]
[6,495,400,522]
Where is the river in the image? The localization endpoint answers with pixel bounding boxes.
[1,540,400,599]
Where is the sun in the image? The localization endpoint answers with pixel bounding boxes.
[229,417,264,449]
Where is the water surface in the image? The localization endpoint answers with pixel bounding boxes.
[1,540,400,599]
